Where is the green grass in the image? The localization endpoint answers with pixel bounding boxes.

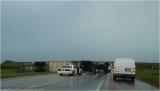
[136,63,160,88]
[1,60,19,69]
[0,60,55,79]
[1,69,55,79]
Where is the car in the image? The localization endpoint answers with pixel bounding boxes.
[57,64,83,76]
[112,58,136,81]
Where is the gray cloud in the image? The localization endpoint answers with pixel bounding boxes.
[1,1,159,62]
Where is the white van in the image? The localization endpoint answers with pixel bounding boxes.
[112,58,136,81]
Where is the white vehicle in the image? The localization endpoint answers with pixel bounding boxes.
[57,64,83,76]
[112,58,136,81]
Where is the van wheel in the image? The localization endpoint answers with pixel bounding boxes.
[131,78,135,82]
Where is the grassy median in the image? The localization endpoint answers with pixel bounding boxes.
[136,63,159,88]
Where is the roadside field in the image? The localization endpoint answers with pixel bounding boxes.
[136,63,159,88]
[0,60,55,79]
[1,69,55,79]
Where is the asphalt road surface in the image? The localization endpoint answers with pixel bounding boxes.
[1,73,159,91]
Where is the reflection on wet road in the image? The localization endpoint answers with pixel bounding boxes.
[1,73,159,90]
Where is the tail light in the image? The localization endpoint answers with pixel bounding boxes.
[133,68,136,73]
[112,67,116,72]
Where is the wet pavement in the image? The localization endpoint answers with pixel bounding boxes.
[1,72,159,91]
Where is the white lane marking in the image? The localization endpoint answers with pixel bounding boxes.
[96,75,106,91]
[27,80,58,88]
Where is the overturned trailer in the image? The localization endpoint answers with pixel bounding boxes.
[34,62,49,72]
[19,62,34,72]
[95,62,111,73]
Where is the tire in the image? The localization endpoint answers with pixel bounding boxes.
[78,71,82,75]
[113,76,117,81]
[131,78,135,82]
[60,74,63,76]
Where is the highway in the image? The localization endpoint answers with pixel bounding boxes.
[1,73,159,90]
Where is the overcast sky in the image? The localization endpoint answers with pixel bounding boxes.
[1,1,159,62]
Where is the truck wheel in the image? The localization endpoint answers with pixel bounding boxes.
[78,71,82,75]
[113,77,117,81]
